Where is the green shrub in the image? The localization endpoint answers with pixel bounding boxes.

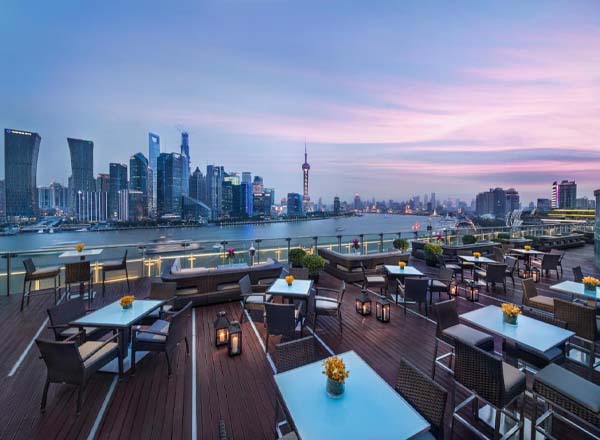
[497,233,510,240]
[461,234,477,245]
[288,248,307,267]
[392,238,409,251]
[424,243,443,266]
[303,254,325,276]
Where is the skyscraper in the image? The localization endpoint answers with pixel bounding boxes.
[206,165,224,220]
[108,163,128,219]
[129,152,149,218]
[96,173,110,192]
[241,172,253,216]
[0,180,5,220]
[67,138,95,193]
[180,132,190,196]
[287,193,303,216]
[4,128,41,219]
[148,132,160,214]
[302,144,310,211]
[552,180,577,209]
[189,166,206,203]
[333,196,341,215]
[157,153,185,216]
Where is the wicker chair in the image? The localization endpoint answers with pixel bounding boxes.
[360,262,386,295]
[521,278,554,313]
[502,307,567,370]
[429,268,454,304]
[264,303,303,353]
[572,266,584,283]
[395,358,448,439]
[436,254,461,279]
[475,263,508,293]
[493,247,505,263]
[456,250,475,280]
[504,256,518,288]
[101,250,129,296]
[313,281,346,334]
[239,274,272,324]
[142,281,178,322]
[36,332,122,414]
[531,253,561,279]
[452,339,526,440]
[554,299,599,377]
[555,250,566,278]
[21,258,61,311]
[398,278,430,316]
[65,261,94,307]
[131,301,191,376]
[431,299,493,380]
[275,336,317,373]
[47,297,104,342]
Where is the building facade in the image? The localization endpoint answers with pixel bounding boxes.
[4,128,41,219]
[108,163,128,219]
[67,138,95,213]
[180,132,190,196]
[206,165,224,220]
[148,132,160,215]
[157,153,185,217]
[129,152,149,218]
[552,180,577,209]
[595,189,600,269]
[287,192,303,217]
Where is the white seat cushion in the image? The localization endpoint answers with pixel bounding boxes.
[315,298,339,310]
[171,258,182,273]
[245,294,272,304]
[136,319,170,343]
[79,341,118,367]
[366,275,386,283]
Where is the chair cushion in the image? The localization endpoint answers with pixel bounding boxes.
[535,363,600,413]
[430,280,447,289]
[175,288,198,297]
[137,319,170,343]
[79,341,118,368]
[531,295,554,307]
[475,270,486,278]
[443,324,494,351]
[366,275,386,284]
[245,294,272,304]
[445,264,461,271]
[171,258,182,273]
[315,297,339,310]
[33,266,61,276]
[60,326,100,338]
[502,362,526,404]
[102,260,124,270]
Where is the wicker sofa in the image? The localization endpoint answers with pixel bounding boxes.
[317,248,409,282]
[161,258,283,306]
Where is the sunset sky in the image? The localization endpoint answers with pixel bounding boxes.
[1,0,599,203]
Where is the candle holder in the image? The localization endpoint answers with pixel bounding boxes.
[214,311,230,347]
[376,297,390,323]
[228,321,242,356]
[355,291,372,316]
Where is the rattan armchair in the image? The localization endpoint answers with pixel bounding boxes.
[101,250,129,296]
[36,332,122,414]
[239,274,272,324]
[142,280,178,322]
[475,263,508,293]
[504,256,518,288]
[64,261,94,306]
[360,262,386,294]
[21,258,61,311]
[531,253,561,279]
[429,268,454,304]
[264,302,303,352]
[275,335,317,373]
[554,298,599,378]
[313,281,346,334]
[395,358,448,439]
[47,297,104,342]
[398,277,430,316]
[572,266,584,283]
[521,278,554,313]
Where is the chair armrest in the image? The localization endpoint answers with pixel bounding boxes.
[80,333,120,362]
[241,293,269,299]
[47,324,70,330]
[134,328,169,337]
[64,330,86,342]
[251,284,269,293]
[315,287,339,294]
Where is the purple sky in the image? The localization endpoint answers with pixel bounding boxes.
[1,0,599,204]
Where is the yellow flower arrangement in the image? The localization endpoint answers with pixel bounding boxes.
[501,303,521,317]
[120,295,135,309]
[472,252,481,258]
[582,276,600,290]
[323,356,349,383]
[285,275,295,286]
[75,243,85,252]
[524,245,532,251]
[398,261,406,269]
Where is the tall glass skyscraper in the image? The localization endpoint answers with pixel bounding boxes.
[148,132,160,215]
[206,165,224,220]
[4,128,41,219]
[180,132,190,196]
[67,138,94,215]
[129,152,149,218]
[108,163,128,219]
[157,153,184,216]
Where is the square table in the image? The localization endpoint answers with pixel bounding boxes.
[457,255,496,282]
[274,351,430,440]
[460,305,574,355]
[510,248,545,271]
[72,299,165,373]
[550,280,600,301]
[59,248,104,260]
[384,265,424,303]
[267,278,313,314]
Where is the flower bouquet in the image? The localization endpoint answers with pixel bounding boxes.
[583,276,599,292]
[285,275,295,286]
[120,295,135,310]
[75,243,85,253]
[322,356,349,398]
[501,303,521,325]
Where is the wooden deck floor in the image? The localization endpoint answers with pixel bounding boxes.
[0,245,598,440]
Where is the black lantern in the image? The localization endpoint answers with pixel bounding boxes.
[520,267,540,282]
[448,280,458,297]
[228,320,242,356]
[466,281,479,302]
[355,291,372,316]
[214,311,230,347]
[376,297,391,323]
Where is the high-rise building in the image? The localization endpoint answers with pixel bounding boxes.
[67,138,95,200]
[333,196,341,215]
[0,180,5,220]
[206,165,224,220]
[148,133,160,215]
[475,187,516,218]
[128,190,146,221]
[108,163,128,219]
[537,198,552,212]
[4,128,41,219]
[302,144,310,211]
[242,172,252,184]
[552,180,577,209]
[287,193,303,217]
[241,172,253,216]
[221,180,234,217]
[129,152,149,218]
[180,132,190,196]
[38,182,69,212]
[594,189,600,269]
[96,173,110,192]
[353,193,362,211]
[157,153,185,217]
[73,190,108,222]
[505,188,520,213]
[189,167,206,203]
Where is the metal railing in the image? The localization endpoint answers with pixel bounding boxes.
[0,222,589,296]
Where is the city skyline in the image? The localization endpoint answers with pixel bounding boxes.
[1,1,599,202]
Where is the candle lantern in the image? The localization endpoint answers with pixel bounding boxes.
[448,280,458,297]
[466,281,479,302]
[214,311,230,347]
[531,267,540,283]
[355,291,372,316]
[376,297,391,323]
[228,320,242,356]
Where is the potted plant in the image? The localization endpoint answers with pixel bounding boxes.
[226,247,236,262]
[75,243,85,253]
[501,303,520,325]
[322,355,349,398]
[120,295,135,310]
[423,243,442,267]
[582,276,599,292]
[392,238,409,252]
[288,248,307,268]
[461,234,477,245]
[351,238,360,253]
[303,254,325,282]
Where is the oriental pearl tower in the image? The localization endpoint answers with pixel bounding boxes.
[302,143,310,211]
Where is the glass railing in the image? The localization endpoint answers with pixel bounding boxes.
[0,222,588,296]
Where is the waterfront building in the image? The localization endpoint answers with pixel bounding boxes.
[206,165,224,220]
[180,132,190,196]
[287,192,303,217]
[0,180,5,220]
[222,180,234,217]
[127,190,146,221]
[353,193,362,211]
[148,133,160,215]
[253,176,264,193]
[253,190,273,217]
[118,189,129,221]
[38,183,69,212]
[182,195,211,221]
[129,152,149,218]
[74,190,107,222]
[67,138,95,206]
[189,167,206,204]
[96,173,110,193]
[505,188,520,212]
[108,163,128,219]
[302,144,311,212]
[231,182,251,218]
[242,172,252,184]
[552,180,577,209]
[537,198,552,212]
[333,196,341,215]
[4,128,41,219]
[157,153,185,217]
[475,187,517,219]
